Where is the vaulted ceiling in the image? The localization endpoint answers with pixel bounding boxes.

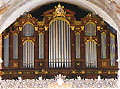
[0,0,120,33]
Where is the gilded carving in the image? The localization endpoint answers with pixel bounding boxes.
[13,63,18,68]
[101,21,105,25]
[53,4,66,17]
[42,69,45,73]
[72,70,76,74]
[76,28,80,30]
[9,72,12,75]
[76,62,80,66]
[48,17,52,21]
[16,28,19,31]
[18,72,22,74]
[85,13,96,18]
[67,17,71,20]
[35,27,38,31]
[85,39,97,44]
[14,22,19,26]
[81,26,84,31]
[44,71,48,74]
[71,26,75,30]
[95,39,97,41]
[2,71,4,75]
[41,69,48,74]
[22,21,24,24]
[115,71,118,74]
[23,21,34,27]
[98,71,102,74]
[108,71,111,74]
[22,40,34,45]
[95,21,97,23]
[81,71,85,74]
[98,44,100,46]
[45,26,48,31]
[84,39,87,42]
[49,17,70,26]
[32,21,35,24]
[25,13,32,18]
[110,33,115,38]
[19,27,22,31]
[74,21,81,25]
[102,62,107,67]
[38,18,45,26]
[39,63,43,67]
[35,71,39,74]
[97,26,101,30]
[4,34,9,39]
[39,28,44,30]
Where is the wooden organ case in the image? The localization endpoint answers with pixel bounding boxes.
[1,4,118,79]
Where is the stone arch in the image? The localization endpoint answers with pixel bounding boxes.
[0,0,120,33]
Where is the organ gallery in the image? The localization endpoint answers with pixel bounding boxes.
[1,4,118,79]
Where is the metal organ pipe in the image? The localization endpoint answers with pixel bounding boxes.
[56,20,58,68]
[39,33,44,59]
[76,33,80,59]
[66,22,68,67]
[49,19,71,68]
[85,41,97,68]
[13,34,18,59]
[49,25,51,67]
[32,43,34,68]
[23,41,34,68]
[64,21,66,68]
[29,41,32,68]
[4,36,9,67]
[59,20,61,68]
[50,22,52,68]
[68,24,71,67]
[54,21,56,68]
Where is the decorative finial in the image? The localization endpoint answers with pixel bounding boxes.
[58,3,61,8]
[86,13,96,18]
[53,4,66,17]
[25,13,32,18]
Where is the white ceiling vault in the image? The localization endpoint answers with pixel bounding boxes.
[0,0,120,66]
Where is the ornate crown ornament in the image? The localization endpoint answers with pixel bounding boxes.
[53,4,66,17]
[85,13,96,18]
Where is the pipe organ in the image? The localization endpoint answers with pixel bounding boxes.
[1,4,118,79]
